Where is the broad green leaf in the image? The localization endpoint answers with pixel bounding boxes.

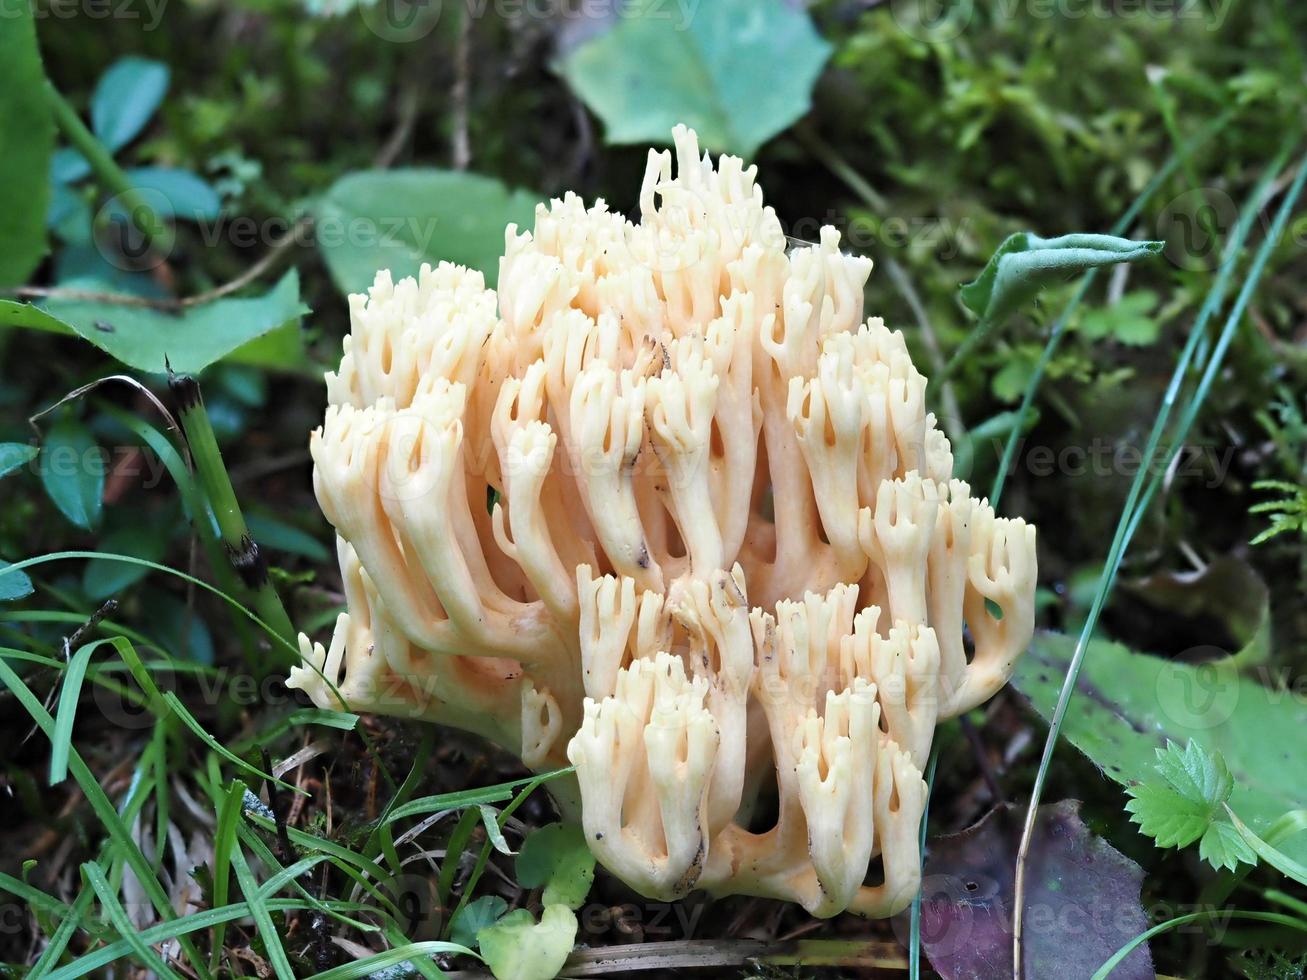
[91,57,169,153]
[559,0,831,158]
[1,269,308,373]
[0,443,38,480]
[1012,632,1307,865]
[960,233,1163,325]
[449,895,508,950]
[40,418,105,530]
[0,560,34,602]
[315,169,538,292]
[478,905,577,980]
[0,0,55,287]
[516,823,595,910]
[120,168,222,222]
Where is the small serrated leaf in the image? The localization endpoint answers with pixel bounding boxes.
[1154,739,1233,806]
[1124,782,1210,848]
[1199,820,1256,873]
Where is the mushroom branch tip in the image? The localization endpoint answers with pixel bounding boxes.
[296,123,1039,918]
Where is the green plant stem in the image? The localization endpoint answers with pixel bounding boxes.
[43,81,171,252]
[1011,137,1306,980]
[167,372,297,653]
[989,110,1233,509]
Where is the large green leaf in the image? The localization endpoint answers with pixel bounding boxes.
[39,418,105,531]
[1012,632,1307,863]
[559,0,831,158]
[315,169,538,293]
[0,0,56,287]
[0,270,308,373]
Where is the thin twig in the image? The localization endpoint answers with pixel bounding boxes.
[376,86,422,171]
[450,6,472,171]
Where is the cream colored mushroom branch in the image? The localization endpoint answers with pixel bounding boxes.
[290,125,1038,919]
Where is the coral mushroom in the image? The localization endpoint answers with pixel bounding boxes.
[290,125,1038,918]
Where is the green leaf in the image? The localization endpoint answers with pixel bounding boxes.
[52,147,91,185]
[1079,290,1160,346]
[449,895,508,950]
[516,823,595,910]
[120,167,222,222]
[40,418,105,530]
[315,169,538,292]
[1154,738,1233,806]
[1123,740,1234,855]
[1012,632,1307,866]
[960,233,1164,326]
[0,443,38,480]
[1123,782,1210,848]
[1,269,308,373]
[559,0,831,158]
[0,560,34,602]
[478,905,577,980]
[91,57,169,153]
[1199,820,1256,873]
[0,0,55,287]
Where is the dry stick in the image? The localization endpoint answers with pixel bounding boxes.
[167,371,297,653]
[450,5,472,171]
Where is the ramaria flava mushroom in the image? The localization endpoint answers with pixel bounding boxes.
[289,125,1038,918]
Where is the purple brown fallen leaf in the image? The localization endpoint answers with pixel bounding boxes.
[916,800,1154,980]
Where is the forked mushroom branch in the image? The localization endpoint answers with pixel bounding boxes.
[290,126,1038,918]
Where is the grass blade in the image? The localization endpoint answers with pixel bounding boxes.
[48,640,101,784]
[82,861,186,980]
[0,657,210,977]
[230,843,298,980]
